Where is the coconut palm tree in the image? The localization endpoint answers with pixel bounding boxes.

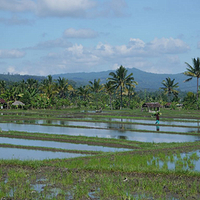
[103,81,115,110]
[77,85,89,101]
[0,80,6,95]
[40,75,57,99]
[184,57,200,102]
[160,77,179,102]
[107,65,137,109]
[56,77,70,98]
[89,79,103,108]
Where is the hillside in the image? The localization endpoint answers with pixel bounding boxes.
[52,68,196,92]
[0,74,45,82]
[0,69,196,92]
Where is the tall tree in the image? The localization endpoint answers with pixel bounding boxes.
[77,86,89,101]
[103,81,115,110]
[56,77,70,98]
[89,79,103,108]
[160,77,179,102]
[40,75,57,99]
[184,57,200,102]
[107,65,137,109]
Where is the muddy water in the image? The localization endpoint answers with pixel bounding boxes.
[0,123,200,143]
[0,137,131,152]
[0,147,87,160]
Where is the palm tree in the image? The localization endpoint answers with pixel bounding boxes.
[77,86,89,101]
[0,80,6,95]
[160,77,179,102]
[40,75,57,99]
[56,77,70,98]
[103,81,115,110]
[107,65,137,109]
[184,57,200,102]
[89,79,103,108]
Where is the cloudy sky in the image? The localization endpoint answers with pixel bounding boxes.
[0,0,200,76]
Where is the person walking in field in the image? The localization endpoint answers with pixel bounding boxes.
[155,112,160,124]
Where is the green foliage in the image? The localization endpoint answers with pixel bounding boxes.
[0,66,199,110]
[160,77,179,102]
[183,92,197,110]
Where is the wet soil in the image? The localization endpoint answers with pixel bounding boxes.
[1,145,200,200]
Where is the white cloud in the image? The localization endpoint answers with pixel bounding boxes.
[36,0,96,17]
[41,37,189,74]
[0,0,128,18]
[0,49,25,58]
[129,38,145,49]
[3,37,190,75]
[96,43,114,57]
[64,28,98,38]
[147,37,190,54]
[67,44,84,57]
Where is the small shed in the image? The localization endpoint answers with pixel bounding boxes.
[12,101,25,108]
[142,102,161,112]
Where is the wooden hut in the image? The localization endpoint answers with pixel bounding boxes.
[142,102,161,113]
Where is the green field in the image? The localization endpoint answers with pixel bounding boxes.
[0,108,200,199]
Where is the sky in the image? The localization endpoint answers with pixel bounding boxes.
[0,0,200,76]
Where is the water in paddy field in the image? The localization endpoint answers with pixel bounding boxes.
[9,118,200,133]
[0,137,131,152]
[148,150,200,172]
[0,122,200,143]
[0,147,87,160]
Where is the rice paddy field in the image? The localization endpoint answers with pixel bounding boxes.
[0,108,200,199]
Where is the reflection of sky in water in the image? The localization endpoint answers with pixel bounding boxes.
[0,123,200,143]
[150,150,200,172]
[0,137,130,152]
[16,119,200,133]
[0,147,87,160]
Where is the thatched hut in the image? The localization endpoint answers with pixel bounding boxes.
[142,102,161,113]
[12,101,25,109]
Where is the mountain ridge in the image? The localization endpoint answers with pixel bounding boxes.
[52,67,196,92]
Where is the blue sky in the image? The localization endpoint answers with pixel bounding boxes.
[0,0,200,76]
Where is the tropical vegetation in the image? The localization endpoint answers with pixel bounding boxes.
[184,57,200,102]
[0,64,199,110]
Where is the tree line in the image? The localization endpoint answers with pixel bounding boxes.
[0,60,199,110]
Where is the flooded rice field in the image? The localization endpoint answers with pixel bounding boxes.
[149,150,200,172]
[0,147,87,160]
[1,110,200,199]
[0,137,131,152]
[5,118,200,133]
[1,111,200,161]
[0,122,200,143]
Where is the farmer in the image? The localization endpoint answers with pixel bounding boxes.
[155,112,160,124]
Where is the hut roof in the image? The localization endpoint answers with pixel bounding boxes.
[0,99,6,104]
[12,101,25,106]
[142,102,161,108]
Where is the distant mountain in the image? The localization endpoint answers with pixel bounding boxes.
[52,67,196,92]
[0,74,45,82]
